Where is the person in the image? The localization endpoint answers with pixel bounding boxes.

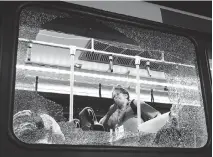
[13,110,65,144]
[99,85,161,132]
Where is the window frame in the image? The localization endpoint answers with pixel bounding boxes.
[6,1,212,153]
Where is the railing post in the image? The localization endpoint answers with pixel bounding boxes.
[135,56,141,127]
[69,46,76,122]
[91,38,94,50]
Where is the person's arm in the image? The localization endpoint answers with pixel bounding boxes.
[138,112,169,133]
[99,104,117,129]
[132,100,161,121]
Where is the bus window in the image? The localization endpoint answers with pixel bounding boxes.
[13,6,208,148]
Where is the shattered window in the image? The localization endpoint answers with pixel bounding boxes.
[13,6,208,148]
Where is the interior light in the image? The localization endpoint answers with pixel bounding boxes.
[16,64,199,90]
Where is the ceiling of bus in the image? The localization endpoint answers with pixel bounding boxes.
[41,15,137,45]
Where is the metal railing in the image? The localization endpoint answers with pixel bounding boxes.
[18,38,195,125]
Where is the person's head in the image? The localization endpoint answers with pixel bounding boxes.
[112,85,130,108]
[13,110,46,144]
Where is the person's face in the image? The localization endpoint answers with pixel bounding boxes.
[112,90,128,108]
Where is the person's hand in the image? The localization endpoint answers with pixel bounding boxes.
[168,104,183,128]
[99,104,117,128]
[170,103,182,118]
[107,104,117,117]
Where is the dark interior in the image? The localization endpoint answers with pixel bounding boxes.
[39,92,172,122]
[42,15,137,45]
